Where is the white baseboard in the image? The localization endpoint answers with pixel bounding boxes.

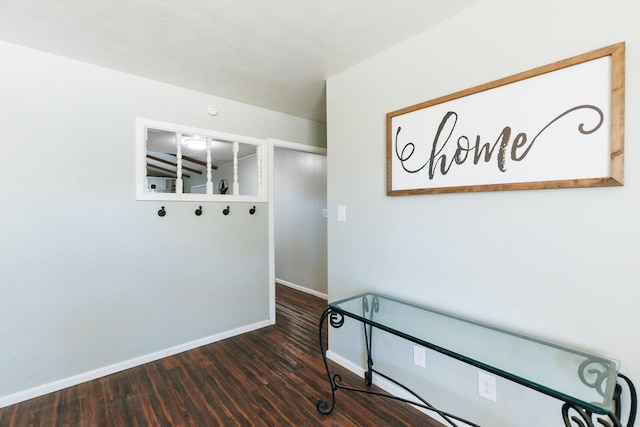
[276,278,328,300]
[326,351,445,425]
[0,319,271,409]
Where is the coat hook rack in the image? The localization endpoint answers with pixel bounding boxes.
[223,206,230,216]
[158,206,166,217]
[249,206,256,215]
[195,206,203,216]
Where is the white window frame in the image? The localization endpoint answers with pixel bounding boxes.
[135,117,268,202]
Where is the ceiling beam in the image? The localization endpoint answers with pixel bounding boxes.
[146,154,203,174]
[146,163,191,179]
[171,154,218,170]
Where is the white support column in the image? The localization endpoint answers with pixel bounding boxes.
[206,137,213,195]
[232,141,239,195]
[175,133,183,194]
[144,127,149,192]
[256,145,263,197]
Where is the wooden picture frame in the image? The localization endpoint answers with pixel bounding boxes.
[386,42,625,195]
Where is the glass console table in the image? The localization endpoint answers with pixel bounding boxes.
[317,293,637,427]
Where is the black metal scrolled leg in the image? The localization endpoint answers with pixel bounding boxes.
[615,373,637,427]
[317,308,345,415]
[362,295,379,387]
[562,373,637,427]
[315,301,478,427]
[561,403,601,427]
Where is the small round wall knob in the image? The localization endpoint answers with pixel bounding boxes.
[207,104,219,116]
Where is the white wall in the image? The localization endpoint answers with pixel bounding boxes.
[274,147,328,295]
[0,40,325,405]
[216,154,260,196]
[326,0,640,425]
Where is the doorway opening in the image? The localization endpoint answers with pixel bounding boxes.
[269,140,328,322]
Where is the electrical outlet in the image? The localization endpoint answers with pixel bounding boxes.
[478,372,497,402]
[413,345,426,368]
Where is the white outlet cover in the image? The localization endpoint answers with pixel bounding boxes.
[478,371,497,402]
[413,345,426,368]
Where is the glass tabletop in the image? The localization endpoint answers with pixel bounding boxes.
[329,293,619,413]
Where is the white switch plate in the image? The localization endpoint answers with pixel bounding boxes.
[413,345,426,368]
[337,205,346,222]
[478,371,497,402]
[322,208,328,218]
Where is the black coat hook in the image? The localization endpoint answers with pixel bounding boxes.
[223,206,230,215]
[195,206,203,216]
[249,206,256,215]
[158,206,166,217]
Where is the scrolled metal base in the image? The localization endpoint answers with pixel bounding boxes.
[315,305,480,426]
[562,373,637,427]
[316,309,344,414]
[316,398,331,414]
[616,374,638,427]
[329,311,344,328]
[364,369,373,387]
[316,303,637,427]
[316,373,344,414]
[561,403,617,427]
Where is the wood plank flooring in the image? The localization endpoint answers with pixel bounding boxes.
[0,285,442,426]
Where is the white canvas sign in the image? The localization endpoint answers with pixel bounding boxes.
[386,43,625,195]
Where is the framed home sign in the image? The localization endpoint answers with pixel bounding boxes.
[386,42,625,195]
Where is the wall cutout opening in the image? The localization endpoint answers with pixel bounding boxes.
[136,118,267,202]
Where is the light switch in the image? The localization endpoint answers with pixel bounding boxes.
[337,205,346,222]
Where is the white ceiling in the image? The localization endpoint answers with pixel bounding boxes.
[0,0,481,122]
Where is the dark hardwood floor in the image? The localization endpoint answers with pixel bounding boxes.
[0,284,441,426]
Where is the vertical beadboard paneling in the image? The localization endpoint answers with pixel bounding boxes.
[274,147,328,294]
